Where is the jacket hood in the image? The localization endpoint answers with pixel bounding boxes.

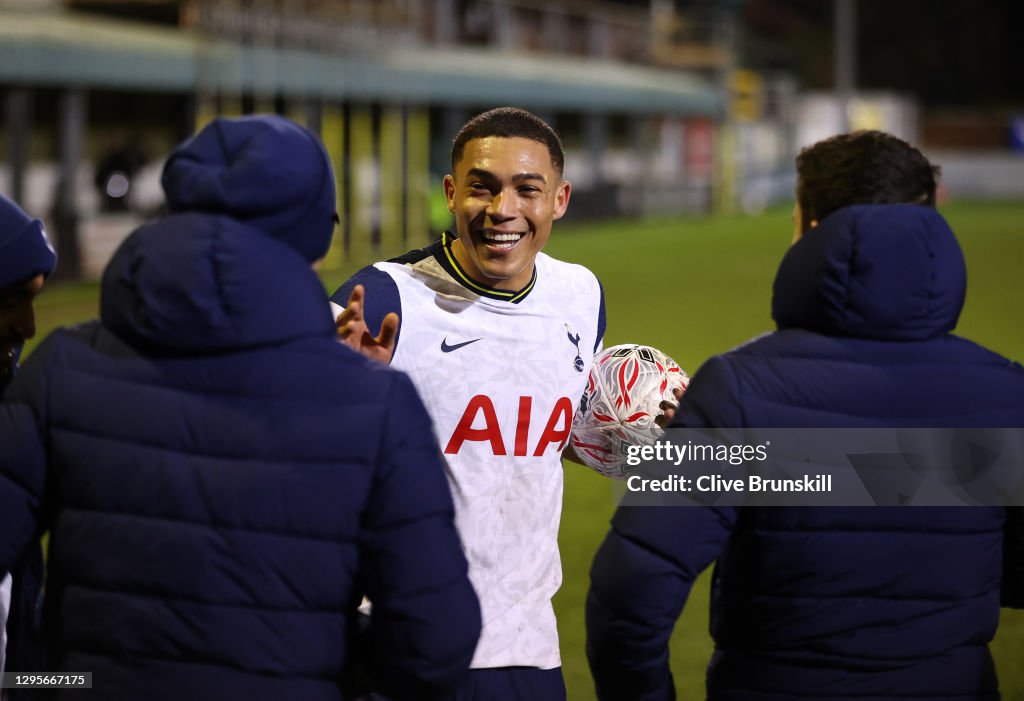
[772,204,966,341]
[161,115,335,264]
[101,213,336,353]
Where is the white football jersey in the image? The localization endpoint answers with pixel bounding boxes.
[331,233,605,669]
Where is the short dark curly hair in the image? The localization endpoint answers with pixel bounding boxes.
[451,107,565,177]
[796,130,940,230]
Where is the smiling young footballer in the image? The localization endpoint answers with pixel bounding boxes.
[330,107,605,700]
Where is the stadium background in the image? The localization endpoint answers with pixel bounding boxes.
[5,0,1024,698]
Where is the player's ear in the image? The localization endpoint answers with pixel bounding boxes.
[443,174,457,214]
[551,180,572,221]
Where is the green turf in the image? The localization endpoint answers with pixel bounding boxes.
[22,201,1024,700]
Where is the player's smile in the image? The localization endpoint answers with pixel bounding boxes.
[479,228,526,251]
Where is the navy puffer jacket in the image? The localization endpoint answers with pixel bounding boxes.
[0,213,480,700]
[587,205,1024,701]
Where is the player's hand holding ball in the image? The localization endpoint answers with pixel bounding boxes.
[570,344,689,479]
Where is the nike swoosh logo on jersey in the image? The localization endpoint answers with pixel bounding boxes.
[441,337,482,353]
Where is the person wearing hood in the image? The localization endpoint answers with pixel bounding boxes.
[0,193,56,689]
[0,193,55,393]
[585,131,1024,701]
[0,115,480,701]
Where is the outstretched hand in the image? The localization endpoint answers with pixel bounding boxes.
[336,284,400,365]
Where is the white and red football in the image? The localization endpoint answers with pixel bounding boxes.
[570,344,689,479]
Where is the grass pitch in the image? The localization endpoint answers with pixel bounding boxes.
[26,201,1024,700]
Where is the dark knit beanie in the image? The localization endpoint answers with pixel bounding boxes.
[0,193,57,290]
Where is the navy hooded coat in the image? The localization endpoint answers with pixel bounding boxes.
[0,117,481,700]
[586,205,1024,701]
